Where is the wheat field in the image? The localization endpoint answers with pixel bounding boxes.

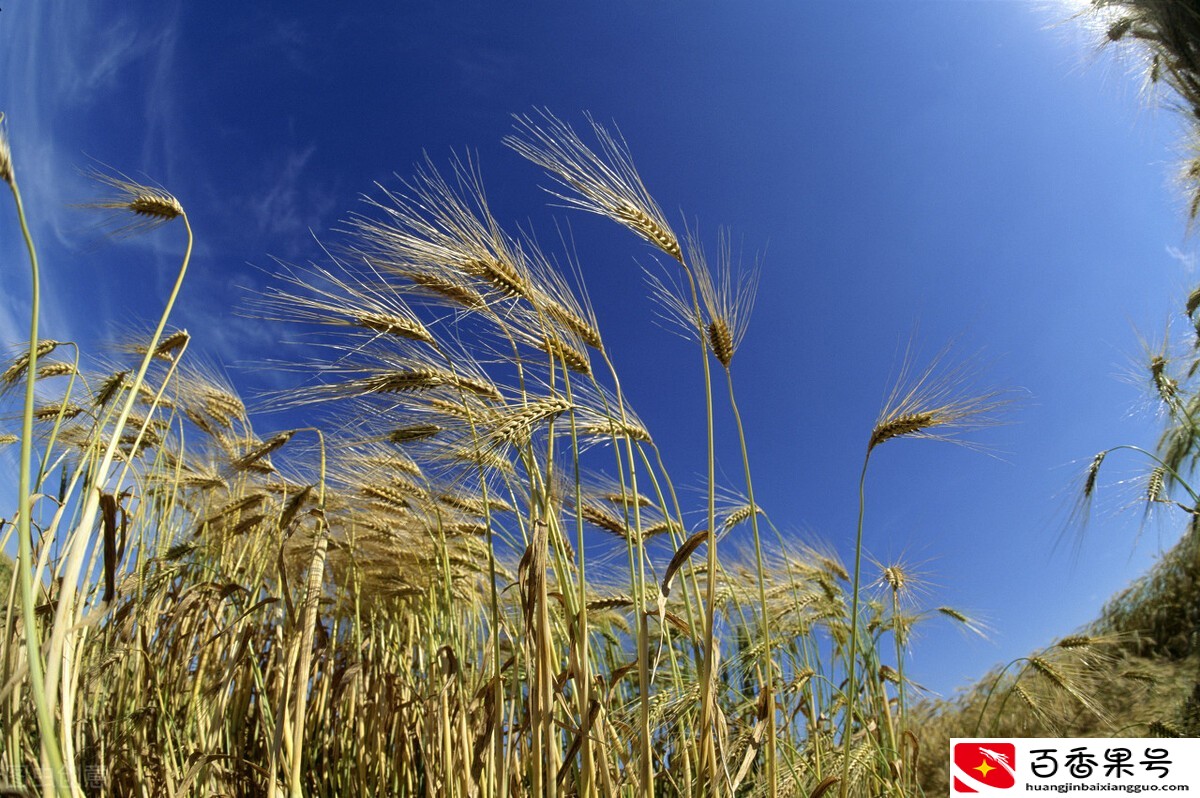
[5,2,1200,797]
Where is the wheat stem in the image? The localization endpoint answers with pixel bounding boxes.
[723,368,776,798]
[42,212,193,772]
[6,129,72,798]
[839,452,872,798]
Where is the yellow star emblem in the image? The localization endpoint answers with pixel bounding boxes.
[973,759,995,779]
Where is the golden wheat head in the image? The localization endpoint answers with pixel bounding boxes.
[81,167,184,236]
[869,345,1010,452]
[506,110,683,263]
[0,112,12,186]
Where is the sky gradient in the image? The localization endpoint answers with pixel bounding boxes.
[1,1,1195,697]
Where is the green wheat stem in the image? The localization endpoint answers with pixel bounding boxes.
[7,142,72,798]
[672,258,719,798]
[723,368,776,797]
[971,658,1029,738]
[840,450,872,798]
[890,588,909,792]
[597,347,653,798]
[42,211,193,754]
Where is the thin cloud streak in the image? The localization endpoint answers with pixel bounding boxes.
[0,4,185,350]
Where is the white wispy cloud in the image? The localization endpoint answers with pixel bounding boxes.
[0,4,186,346]
[268,17,312,74]
[254,145,324,237]
[1166,244,1197,275]
[0,3,186,523]
[0,3,339,480]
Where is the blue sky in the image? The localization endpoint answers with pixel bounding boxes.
[1,1,1195,697]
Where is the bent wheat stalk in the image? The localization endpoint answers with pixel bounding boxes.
[840,349,1007,798]
[42,177,191,792]
[4,112,71,798]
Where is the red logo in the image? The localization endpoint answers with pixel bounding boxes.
[952,742,1016,792]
